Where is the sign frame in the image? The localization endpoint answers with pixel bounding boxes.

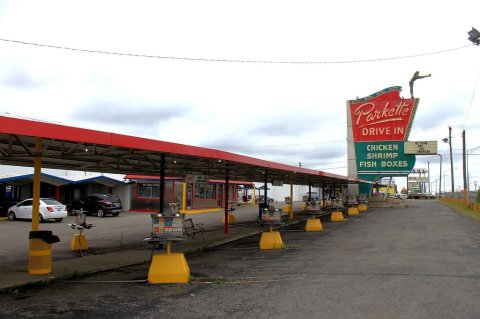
[404,141,437,155]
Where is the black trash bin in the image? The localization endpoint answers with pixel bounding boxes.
[258,203,269,222]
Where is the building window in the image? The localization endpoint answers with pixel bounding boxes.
[194,183,215,200]
[138,183,160,198]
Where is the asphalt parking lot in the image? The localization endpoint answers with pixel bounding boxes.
[0,204,261,270]
[1,200,480,319]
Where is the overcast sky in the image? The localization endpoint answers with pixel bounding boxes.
[0,0,479,192]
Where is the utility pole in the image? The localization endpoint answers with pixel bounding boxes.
[449,126,454,194]
[427,161,430,194]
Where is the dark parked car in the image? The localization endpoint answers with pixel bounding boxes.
[77,194,122,217]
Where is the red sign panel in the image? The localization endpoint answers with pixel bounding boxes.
[349,87,417,142]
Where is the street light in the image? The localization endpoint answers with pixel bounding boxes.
[468,27,480,45]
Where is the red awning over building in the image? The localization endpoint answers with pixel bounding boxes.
[0,114,372,187]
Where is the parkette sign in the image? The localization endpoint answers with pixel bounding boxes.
[349,87,417,142]
[347,86,417,191]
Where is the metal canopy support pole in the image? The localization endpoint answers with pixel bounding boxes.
[159,154,165,214]
[333,183,336,205]
[264,168,268,203]
[224,169,229,234]
[182,182,187,212]
[289,176,294,220]
[32,137,42,232]
[322,184,326,210]
[308,178,312,202]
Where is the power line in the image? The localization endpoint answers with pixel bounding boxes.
[0,37,472,64]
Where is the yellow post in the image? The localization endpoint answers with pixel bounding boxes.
[182,182,187,211]
[29,137,54,275]
[32,137,42,231]
[253,185,257,206]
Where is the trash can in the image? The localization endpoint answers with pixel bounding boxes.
[28,230,60,275]
[258,203,269,222]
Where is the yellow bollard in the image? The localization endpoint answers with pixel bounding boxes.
[29,238,52,275]
[259,225,284,250]
[305,218,323,231]
[348,206,360,216]
[148,242,190,284]
[222,214,237,224]
[358,203,368,212]
[300,202,306,211]
[70,233,89,251]
[330,210,345,222]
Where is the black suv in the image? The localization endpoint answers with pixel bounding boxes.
[79,194,122,217]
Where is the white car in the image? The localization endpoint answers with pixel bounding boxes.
[7,198,67,222]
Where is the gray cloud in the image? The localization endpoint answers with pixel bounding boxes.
[203,133,346,168]
[1,69,45,89]
[70,100,192,127]
[414,100,465,130]
[246,112,337,137]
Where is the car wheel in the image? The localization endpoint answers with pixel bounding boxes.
[39,213,44,223]
[97,209,105,218]
[112,212,119,217]
[7,211,16,221]
[55,218,63,222]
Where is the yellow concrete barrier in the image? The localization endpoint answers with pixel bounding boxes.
[330,210,345,222]
[305,218,323,231]
[259,231,284,250]
[358,203,368,211]
[300,203,306,211]
[222,213,237,224]
[70,233,89,251]
[148,253,190,284]
[348,206,360,216]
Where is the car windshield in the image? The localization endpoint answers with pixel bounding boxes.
[99,195,120,203]
[42,199,62,205]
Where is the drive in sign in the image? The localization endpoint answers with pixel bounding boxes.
[349,86,417,142]
[347,86,418,195]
